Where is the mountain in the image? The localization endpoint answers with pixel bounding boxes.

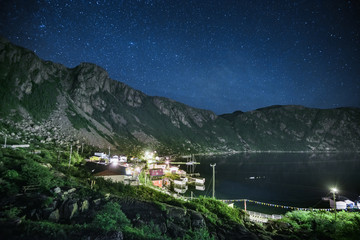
[221,105,360,151]
[1,37,359,154]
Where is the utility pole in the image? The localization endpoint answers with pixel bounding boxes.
[68,145,72,167]
[108,146,111,158]
[210,163,216,198]
[331,188,338,221]
[81,143,84,154]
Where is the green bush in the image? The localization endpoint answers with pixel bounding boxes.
[4,169,21,180]
[21,159,56,190]
[123,222,169,240]
[92,202,131,232]
[279,210,360,240]
[0,179,20,196]
[3,207,21,219]
[186,196,245,227]
[184,228,215,240]
[21,220,84,240]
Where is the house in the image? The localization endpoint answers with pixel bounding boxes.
[95,152,108,159]
[119,155,127,162]
[163,178,171,187]
[9,144,30,148]
[110,155,119,164]
[169,166,179,174]
[152,179,163,188]
[90,156,101,161]
[328,196,355,210]
[149,168,164,177]
[94,169,126,183]
[154,164,167,170]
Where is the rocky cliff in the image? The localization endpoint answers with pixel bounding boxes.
[221,105,360,151]
[1,37,359,153]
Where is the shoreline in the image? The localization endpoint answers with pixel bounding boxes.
[195,150,360,156]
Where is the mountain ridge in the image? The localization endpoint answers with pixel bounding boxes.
[1,37,359,154]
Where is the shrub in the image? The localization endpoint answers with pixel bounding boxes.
[186,196,245,227]
[91,202,131,232]
[4,169,21,181]
[279,210,360,240]
[3,207,21,219]
[184,228,215,240]
[123,222,169,240]
[21,159,56,189]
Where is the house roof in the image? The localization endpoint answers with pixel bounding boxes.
[94,169,124,176]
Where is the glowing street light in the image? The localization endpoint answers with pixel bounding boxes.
[144,151,154,160]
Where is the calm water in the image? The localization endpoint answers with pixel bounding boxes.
[181,153,360,213]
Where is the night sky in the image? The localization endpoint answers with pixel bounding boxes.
[1,0,359,114]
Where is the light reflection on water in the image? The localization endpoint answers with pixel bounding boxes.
[182,153,360,214]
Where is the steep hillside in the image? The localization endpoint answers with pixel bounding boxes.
[0,37,243,154]
[222,105,360,151]
[1,37,359,153]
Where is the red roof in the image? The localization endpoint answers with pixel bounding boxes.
[149,168,164,176]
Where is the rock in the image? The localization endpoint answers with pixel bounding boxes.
[53,187,61,194]
[167,221,187,239]
[190,210,206,229]
[48,209,60,222]
[93,198,101,205]
[276,221,291,230]
[166,207,187,226]
[66,188,76,194]
[40,163,52,168]
[80,200,89,212]
[63,200,78,220]
[94,231,124,240]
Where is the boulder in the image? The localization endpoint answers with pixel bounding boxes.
[94,231,123,240]
[66,188,76,194]
[189,210,206,229]
[53,187,61,194]
[80,199,89,212]
[62,200,78,220]
[93,198,101,205]
[167,221,187,239]
[166,206,188,226]
[48,209,60,222]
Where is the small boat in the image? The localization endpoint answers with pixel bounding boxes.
[195,185,205,191]
[174,186,188,194]
[174,179,187,185]
[193,178,205,184]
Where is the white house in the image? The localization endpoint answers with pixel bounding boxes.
[329,196,355,210]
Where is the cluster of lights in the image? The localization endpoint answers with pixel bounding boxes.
[144,151,154,159]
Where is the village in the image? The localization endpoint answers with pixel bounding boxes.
[86,150,206,197]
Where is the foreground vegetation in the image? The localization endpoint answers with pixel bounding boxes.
[0,146,359,239]
[273,210,360,240]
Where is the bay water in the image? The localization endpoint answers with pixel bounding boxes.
[182,152,360,214]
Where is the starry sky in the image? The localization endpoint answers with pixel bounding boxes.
[1,0,359,114]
